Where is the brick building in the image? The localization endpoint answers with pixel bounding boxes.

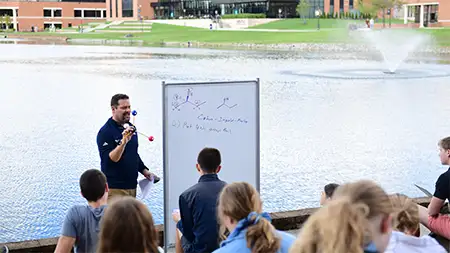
[402,0,449,27]
[0,0,448,31]
[0,1,107,31]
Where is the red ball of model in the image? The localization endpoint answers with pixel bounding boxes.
[148,136,154,142]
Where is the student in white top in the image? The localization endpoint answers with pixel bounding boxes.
[384,194,446,253]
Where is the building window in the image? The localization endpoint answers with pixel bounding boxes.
[122,0,133,17]
[84,10,102,17]
[103,10,106,17]
[308,0,324,18]
[74,10,82,17]
[43,9,52,17]
[44,23,62,29]
[54,9,62,17]
[115,0,118,17]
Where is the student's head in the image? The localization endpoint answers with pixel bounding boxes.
[290,180,393,253]
[97,196,160,253]
[389,194,419,236]
[196,147,221,175]
[320,183,339,206]
[110,93,131,124]
[79,169,108,203]
[438,137,450,165]
[218,182,281,253]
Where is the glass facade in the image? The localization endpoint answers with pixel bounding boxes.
[307,0,324,17]
[151,0,304,18]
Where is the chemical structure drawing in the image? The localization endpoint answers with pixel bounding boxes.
[171,88,206,111]
[217,97,237,109]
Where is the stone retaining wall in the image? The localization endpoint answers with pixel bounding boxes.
[0,196,437,252]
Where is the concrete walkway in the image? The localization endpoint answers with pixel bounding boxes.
[83,20,123,33]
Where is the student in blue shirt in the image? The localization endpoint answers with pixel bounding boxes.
[290,180,394,253]
[213,182,295,253]
[172,147,227,253]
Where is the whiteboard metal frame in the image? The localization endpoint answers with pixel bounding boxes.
[161,79,260,251]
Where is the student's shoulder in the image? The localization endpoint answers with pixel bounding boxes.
[180,184,200,199]
[212,240,249,253]
[67,205,90,214]
[64,205,89,221]
[442,169,450,178]
[276,230,297,246]
[436,170,450,183]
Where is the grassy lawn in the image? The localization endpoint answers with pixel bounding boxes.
[249,18,412,30]
[5,23,450,47]
[250,19,355,30]
[11,23,349,44]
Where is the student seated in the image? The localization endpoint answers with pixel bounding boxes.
[320,183,339,206]
[213,182,295,253]
[97,196,163,253]
[290,180,393,253]
[172,147,227,253]
[385,194,446,253]
[54,169,108,253]
[418,136,450,239]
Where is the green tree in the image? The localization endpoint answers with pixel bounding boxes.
[296,0,310,24]
[4,15,10,32]
[0,16,4,32]
[371,0,404,27]
[356,0,377,19]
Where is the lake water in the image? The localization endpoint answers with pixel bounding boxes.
[1,43,450,243]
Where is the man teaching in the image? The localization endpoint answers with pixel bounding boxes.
[96,93,160,201]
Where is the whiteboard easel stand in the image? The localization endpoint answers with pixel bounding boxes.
[161,79,261,252]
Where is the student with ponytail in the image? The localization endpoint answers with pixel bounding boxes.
[213,182,295,253]
[290,180,393,253]
[384,194,446,253]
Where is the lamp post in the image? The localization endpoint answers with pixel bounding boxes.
[387,8,392,28]
[315,9,321,30]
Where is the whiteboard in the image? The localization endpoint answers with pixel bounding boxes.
[162,79,260,250]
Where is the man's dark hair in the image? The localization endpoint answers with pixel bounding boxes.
[197,147,221,173]
[80,169,107,202]
[324,183,340,198]
[111,94,129,108]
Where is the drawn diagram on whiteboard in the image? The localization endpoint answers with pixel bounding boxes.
[172,88,206,111]
[217,97,237,109]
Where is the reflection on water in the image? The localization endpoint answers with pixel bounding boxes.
[0,43,450,243]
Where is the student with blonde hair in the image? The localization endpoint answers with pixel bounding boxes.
[97,196,163,253]
[290,180,393,253]
[384,194,445,253]
[418,136,450,239]
[213,182,295,253]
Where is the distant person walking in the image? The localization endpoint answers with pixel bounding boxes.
[96,94,160,201]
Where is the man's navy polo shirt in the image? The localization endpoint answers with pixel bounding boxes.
[96,117,146,189]
[176,174,227,253]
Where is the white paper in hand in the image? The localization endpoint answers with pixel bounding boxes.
[138,177,154,199]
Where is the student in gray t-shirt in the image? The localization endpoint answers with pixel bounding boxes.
[54,169,109,253]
